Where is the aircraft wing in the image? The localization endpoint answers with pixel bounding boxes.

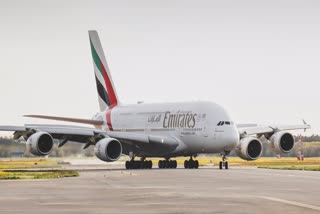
[0,124,179,148]
[238,121,311,137]
[0,124,105,146]
[236,123,257,128]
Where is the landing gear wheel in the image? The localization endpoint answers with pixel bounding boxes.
[219,161,223,170]
[158,159,177,169]
[148,160,153,169]
[125,161,130,169]
[126,159,152,170]
[158,160,163,168]
[134,161,139,169]
[166,161,170,168]
[184,158,199,169]
[219,154,229,170]
[173,160,177,168]
[168,160,173,168]
[141,161,145,169]
[189,160,194,169]
[194,160,199,169]
[184,160,189,169]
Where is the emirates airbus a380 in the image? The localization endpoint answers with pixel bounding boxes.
[0,31,310,170]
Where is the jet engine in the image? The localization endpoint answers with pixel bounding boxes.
[235,137,262,161]
[94,138,122,162]
[269,131,295,154]
[26,132,54,156]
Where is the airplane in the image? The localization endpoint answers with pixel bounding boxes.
[0,31,311,170]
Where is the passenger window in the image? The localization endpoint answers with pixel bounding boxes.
[225,121,230,125]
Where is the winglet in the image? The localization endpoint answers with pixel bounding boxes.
[302,119,307,125]
[302,119,310,132]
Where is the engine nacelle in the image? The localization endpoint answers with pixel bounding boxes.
[235,137,262,161]
[26,132,54,156]
[94,138,122,162]
[269,131,295,154]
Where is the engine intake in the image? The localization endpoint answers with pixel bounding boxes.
[269,131,295,154]
[94,138,122,162]
[26,132,54,156]
[235,137,262,161]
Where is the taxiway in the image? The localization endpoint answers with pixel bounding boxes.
[0,164,319,214]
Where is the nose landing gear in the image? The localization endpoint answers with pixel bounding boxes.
[219,154,228,170]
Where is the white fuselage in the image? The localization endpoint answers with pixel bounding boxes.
[93,101,239,157]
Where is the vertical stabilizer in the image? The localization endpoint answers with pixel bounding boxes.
[89,30,119,111]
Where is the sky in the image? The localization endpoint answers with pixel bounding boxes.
[0,0,319,135]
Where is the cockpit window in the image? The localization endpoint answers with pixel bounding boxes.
[217,121,233,126]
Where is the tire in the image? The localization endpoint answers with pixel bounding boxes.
[225,161,228,170]
[163,161,166,168]
[184,160,188,169]
[173,160,177,169]
[125,161,130,169]
[141,161,146,169]
[149,161,153,169]
[219,161,223,170]
[134,161,139,169]
[158,160,162,169]
[189,161,194,169]
[170,160,175,168]
[194,160,199,169]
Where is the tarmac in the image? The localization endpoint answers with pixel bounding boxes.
[0,162,320,214]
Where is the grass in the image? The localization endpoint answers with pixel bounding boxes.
[0,170,79,179]
[0,159,60,169]
[0,159,77,179]
[258,165,320,171]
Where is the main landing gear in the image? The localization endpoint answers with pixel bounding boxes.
[158,159,177,169]
[184,157,199,169]
[219,154,228,170]
[125,157,153,169]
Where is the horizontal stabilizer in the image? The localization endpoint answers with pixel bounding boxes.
[24,115,104,126]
